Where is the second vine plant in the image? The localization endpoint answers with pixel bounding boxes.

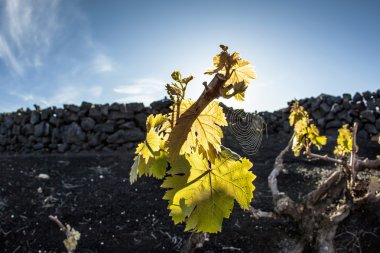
[130,45,257,233]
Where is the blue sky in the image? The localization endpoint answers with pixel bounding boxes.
[0,0,379,113]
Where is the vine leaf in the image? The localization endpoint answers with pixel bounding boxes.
[289,101,326,156]
[204,51,229,75]
[161,156,193,223]
[130,152,168,184]
[130,114,169,184]
[231,82,247,101]
[205,48,255,101]
[234,91,245,101]
[147,114,167,131]
[130,156,139,184]
[136,129,161,162]
[294,117,308,134]
[292,136,304,157]
[292,124,326,156]
[307,124,327,149]
[225,60,256,86]
[146,151,169,179]
[334,124,353,157]
[289,101,309,127]
[162,148,255,233]
[167,99,227,160]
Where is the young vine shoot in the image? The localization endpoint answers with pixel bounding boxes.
[130,45,257,233]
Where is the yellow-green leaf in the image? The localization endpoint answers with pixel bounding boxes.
[289,102,326,156]
[226,60,256,86]
[234,91,245,101]
[136,129,161,162]
[308,124,327,149]
[131,113,170,183]
[314,136,327,149]
[294,117,308,134]
[289,101,309,127]
[130,152,168,184]
[130,156,139,184]
[149,151,168,179]
[167,99,227,160]
[334,124,352,157]
[146,114,167,131]
[227,81,247,101]
[205,48,256,90]
[162,157,192,223]
[292,135,304,157]
[162,148,255,233]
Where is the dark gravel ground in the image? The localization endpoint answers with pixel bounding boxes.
[0,133,379,253]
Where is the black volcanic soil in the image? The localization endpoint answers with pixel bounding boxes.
[1,133,380,253]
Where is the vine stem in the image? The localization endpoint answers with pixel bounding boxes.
[349,122,358,187]
[306,170,341,205]
[264,108,380,252]
[357,158,380,171]
[268,134,294,196]
[49,215,67,233]
[268,134,300,220]
[167,74,228,158]
[306,151,344,165]
[248,206,277,219]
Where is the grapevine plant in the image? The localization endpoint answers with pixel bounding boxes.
[130,45,256,234]
[254,101,380,253]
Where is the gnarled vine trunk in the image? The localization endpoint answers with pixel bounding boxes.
[252,133,380,252]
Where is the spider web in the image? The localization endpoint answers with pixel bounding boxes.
[225,108,266,156]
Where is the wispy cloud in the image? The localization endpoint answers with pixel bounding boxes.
[8,84,104,108]
[0,36,23,75]
[113,78,166,105]
[9,86,81,107]
[113,78,164,94]
[0,0,60,75]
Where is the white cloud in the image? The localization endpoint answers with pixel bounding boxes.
[113,78,166,105]
[0,0,60,75]
[113,78,164,94]
[93,54,114,73]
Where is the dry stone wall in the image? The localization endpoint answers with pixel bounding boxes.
[258,90,380,139]
[0,100,172,154]
[0,90,379,154]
